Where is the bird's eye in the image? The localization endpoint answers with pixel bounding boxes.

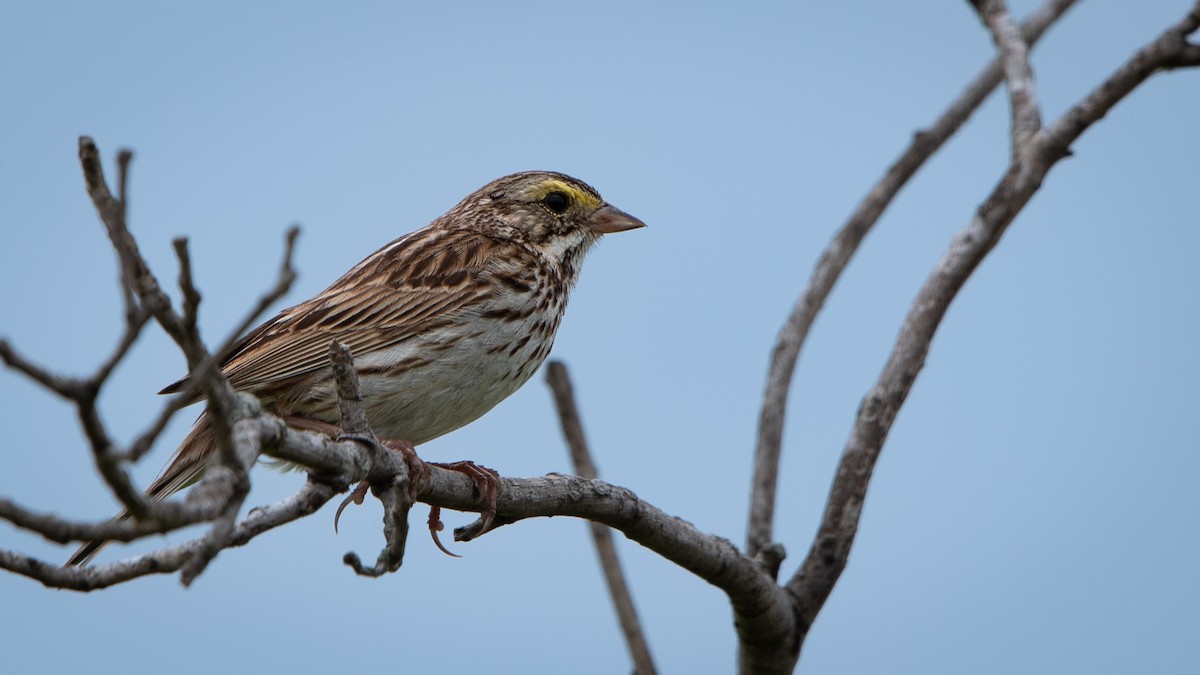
[543,191,570,214]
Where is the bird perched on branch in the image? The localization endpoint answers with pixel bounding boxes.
[68,170,645,565]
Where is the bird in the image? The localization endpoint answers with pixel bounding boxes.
[67,170,645,565]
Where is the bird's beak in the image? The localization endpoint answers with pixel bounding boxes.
[587,204,647,234]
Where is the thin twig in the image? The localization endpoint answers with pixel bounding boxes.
[0,496,215,544]
[78,137,184,348]
[1037,1,1200,164]
[88,307,151,390]
[1,451,338,592]
[0,339,85,399]
[209,224,300,367]
[125,225,298,464]
[115,149,131,222]
[114,150,138,320]
[60,141,293,576]
[971,0,1042,156]
[74,378,155,519]
[74,138,201,520]
[173,238,202,339]
[546,361,657,675]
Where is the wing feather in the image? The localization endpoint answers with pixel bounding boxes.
[164,227,517,403]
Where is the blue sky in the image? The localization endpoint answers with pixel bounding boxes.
[2,2,1197,673]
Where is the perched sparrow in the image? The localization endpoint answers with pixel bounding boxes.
[68,171,645,565]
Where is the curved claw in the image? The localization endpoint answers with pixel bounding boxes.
[334,480,370,534]
[427,505,462,558]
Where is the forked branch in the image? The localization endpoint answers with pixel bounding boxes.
[782,0,1200,649]
[746,0,1078,558]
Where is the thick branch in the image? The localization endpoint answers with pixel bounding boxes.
[5,409,785,612]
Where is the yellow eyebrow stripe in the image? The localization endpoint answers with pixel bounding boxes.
[536,179,603,210]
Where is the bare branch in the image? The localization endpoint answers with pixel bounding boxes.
[424,467,799,673]
[7,406,784,599]
[331,342,371,436]
[546,361,657,675]
[177,401,262,585]
[785,0,1200,641]
[0,339,86,399]
[78,137,186,351]
[125,225,298,464]
[115,149,131,222]
[7,414,780,606]
[972,0,1043,155]
[1037,1,1200,164]
[209,224,300,365]
[73,138,221,523]
[230,477,340,544]
[1,469,338,592]
[328,341,412,577]
[74,380,156,519]
[747,0,1078,558]
[169,413,792,626]
[88,308,151,390]
[173,238,202,339]
[0,497,213,544]
[431,472,783,608]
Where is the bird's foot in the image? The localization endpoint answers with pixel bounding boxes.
[431,460,501,543]
[332,436,428,533]
[325,433,497,557]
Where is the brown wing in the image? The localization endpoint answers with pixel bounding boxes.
[162,226,512,402]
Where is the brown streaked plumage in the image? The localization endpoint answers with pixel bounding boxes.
[68,171,645,565]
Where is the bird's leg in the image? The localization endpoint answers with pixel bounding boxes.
[283,414,492,554]
[279,416,427,532]
[430,460,501,541]
[381,438,430,497]
[333,437,464,558]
